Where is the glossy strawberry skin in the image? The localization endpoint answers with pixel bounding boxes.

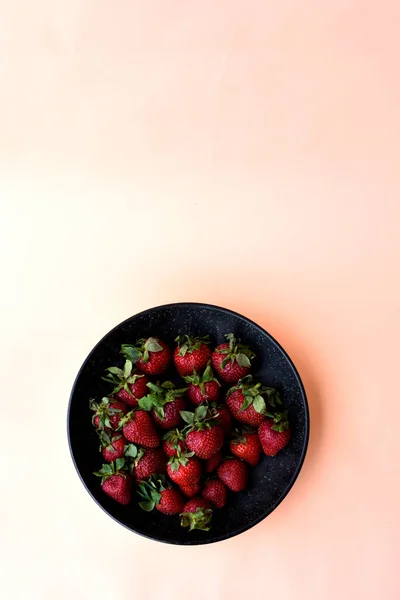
[217,459,248,492]
[162,438,187,457]
[212,343,250,383]
[204,450,222,473]
[183,497,211,513]
[101,474,132,505]
[230,432,262,467]
[187,380,220,406]
[122,411,160,447]
[258,419,291,456]
[115,375,149,407]
[102,435,126,462]
[186,425,224,459]
[202,480,227,509]
[226,390,265,426]
[156,488,184,515]
[174,344,212,377]
[133,448,167,483]
[167,457,202,486]
[152,396,186,430]
[179,481,202,498]
[136,338,171,375]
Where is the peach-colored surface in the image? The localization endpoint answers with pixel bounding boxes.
[1,1,400,599]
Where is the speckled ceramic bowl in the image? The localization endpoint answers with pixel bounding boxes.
[67,302,309,544]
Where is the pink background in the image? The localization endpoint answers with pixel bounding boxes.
[1,2,399,599]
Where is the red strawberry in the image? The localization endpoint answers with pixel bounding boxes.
[120,410,160,447]
[156,488,184,515]
[204,450,222,473]
[202,479,227,509]
[99,431,126,462]
[187,380,220,406]
[174,335,212,376]
[138,381,187,430]
[162,429,187,457]
[182,497,211,512]
[183,362,221,406]
[94,458,132,505]
[137,475,184,515]
[167,453,202,486]
[182,406,224,459]
[152,396,186,430]
[230,429,262,466]
[179,481,202,498]
[186,426,224,460]
[217,459,248,492]
[258,412,291,456]
[102,359,149,407]
[121,338,171,376]
[211,404,233,436]
[180,498,212,531]
[226,376,281,427]
[90,397,126,431]
[131,448,167,483]
[212,333,255,383]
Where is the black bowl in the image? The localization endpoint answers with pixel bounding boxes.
[67,302,309,545]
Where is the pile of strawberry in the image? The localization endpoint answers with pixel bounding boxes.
[90,333,291,532]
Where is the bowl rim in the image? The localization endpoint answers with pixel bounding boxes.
[67,301,310,545]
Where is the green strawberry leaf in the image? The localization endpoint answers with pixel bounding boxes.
[100,431,111,445]
[248,384,261,397]
[154,405,165,420]
[138,395,156,411]
[124,444,138,458]
[203,364,213,382]
[146,382,161,392]
[180,514,191,527]
[239,395,253,411]
[139,501,155,512]
[179,344,188,357]
[253,394,266,414]
[150,490,162,504]
[225,333,235,347]
[106,366,124,377]
[173,387,188,396]
[123,360,133,378]
[220,356,231,369]
[146,338,163,352]
[94,463,113,482]
[161,381,175,390]
[180,411,195,424]
[217,348,230,355]
[115,458,125,471]
[127,373,143,384]
[236,353,251,368]
[120,345,142,363]
[194,405,208,421]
